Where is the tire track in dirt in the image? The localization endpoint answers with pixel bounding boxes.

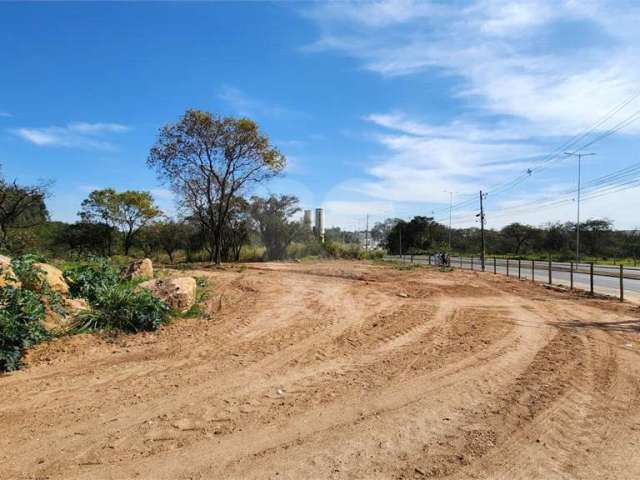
[2,261,640,480]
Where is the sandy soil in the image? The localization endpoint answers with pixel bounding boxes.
[2,260,640,480]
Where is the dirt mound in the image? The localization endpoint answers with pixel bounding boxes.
[2,261,640,479]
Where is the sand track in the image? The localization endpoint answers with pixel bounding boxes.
[1,261,640,479]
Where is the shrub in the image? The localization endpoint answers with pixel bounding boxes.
[10,253,47,287]
[0,287,48,372]
[63,257,120,302]
[11,253,65,314]
[73,283,169,333]
[286,241,328,259]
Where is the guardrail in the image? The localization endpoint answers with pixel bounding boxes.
[384,254,640,302]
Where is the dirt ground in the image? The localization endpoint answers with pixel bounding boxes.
[2,261,640,480]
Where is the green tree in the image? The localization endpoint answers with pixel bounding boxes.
[147,109,285,264]
[79,188,161,256]
[250,195,301,260]
[500,223,536,255]
[581,218,613,257]
[55,221,116,257]
[156,220,187,264]
[372,218,400,245]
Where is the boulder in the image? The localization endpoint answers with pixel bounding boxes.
[41,298,90,333]
[63,297,91,315]
[0,255,21,288]
[138,277,197,313]
[28,263,70,296]
[121,258,154,281]
[42,307,68,332]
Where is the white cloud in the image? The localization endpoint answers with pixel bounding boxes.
[150,188,174,201]
[66,122,128,134]
[218,85,305,119]
[13,122,129,150]
[475,0,555,36]
[304,0,447,28]
[323,200,394,217]
[351,111,543,203]
[365,112,527,141]
[302,0,640,229]
[305,0,640,136]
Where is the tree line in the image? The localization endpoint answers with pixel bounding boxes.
[372,216,640,263]
[3,107,638,265]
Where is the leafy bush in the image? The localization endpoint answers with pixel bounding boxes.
[10,253,47,287]
[73,283,169,333]
[11,253,65,314]
[63,257,120,302]
[0,287,48,372]
[286,241,328,260]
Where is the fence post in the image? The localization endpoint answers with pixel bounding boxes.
[570,262,574,290]
[518,259,521,279]
[428,254,431,265]
[410,254,414,263]
[590,263,594,295]
[506,258,509,277]
[471,256,474,270]
[494,257,497,274]
[460,256,463,269]
[548,257,552,284]
[620,264,624,302]
[531,259,535,282]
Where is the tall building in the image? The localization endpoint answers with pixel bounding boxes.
[303,209,312,229]
[314,208,325,243]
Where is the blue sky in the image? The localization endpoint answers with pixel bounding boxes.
[2,1,640,230]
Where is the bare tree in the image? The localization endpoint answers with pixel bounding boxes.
[147,109,285,264]
[0,176,50,250]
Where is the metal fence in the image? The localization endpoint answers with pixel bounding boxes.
[384,254,640,302]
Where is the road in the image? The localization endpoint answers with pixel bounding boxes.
[387,255,640,302]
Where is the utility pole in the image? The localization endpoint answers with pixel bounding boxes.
[399,224,402,259]
[565,151,596,264]
[444,190,454,250]
[479,191,486,272]
[365,214,369,253]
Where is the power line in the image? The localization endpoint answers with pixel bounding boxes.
[441,161,640,226]
[429,90,640,217]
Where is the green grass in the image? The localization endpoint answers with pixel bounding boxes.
[372,259,426,271]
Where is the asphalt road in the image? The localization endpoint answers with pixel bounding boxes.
[386,255,640,302]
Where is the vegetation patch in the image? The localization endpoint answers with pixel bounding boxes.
[0,287,48,371]
[71,283,169,333]
[63,256,120,302]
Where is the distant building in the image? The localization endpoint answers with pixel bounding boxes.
[303,210,312,228]
[314,208,325,243]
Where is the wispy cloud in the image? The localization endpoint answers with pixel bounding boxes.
[13,122,129,150]
[323,199,394,217]
[218,85,306,119]
[349,113,543,204]
[304,0,640,136]
[0,111,12,118]
[303,0,640,224]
